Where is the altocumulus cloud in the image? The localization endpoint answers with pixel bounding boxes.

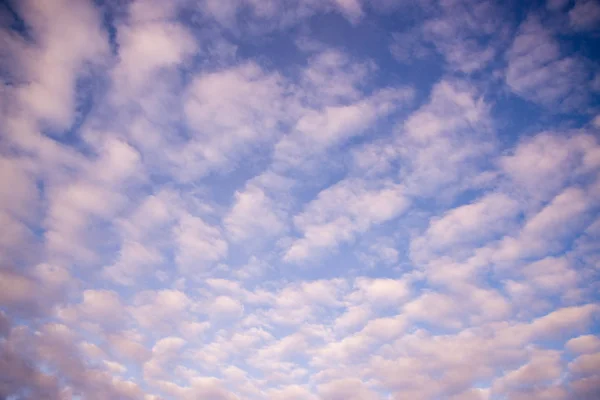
[1,0,600,399]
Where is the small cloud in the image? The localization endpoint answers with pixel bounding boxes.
[569,0,600,31]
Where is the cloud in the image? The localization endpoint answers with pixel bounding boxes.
[180,62,288,178]
[108,330,152,364]
[0,263,73,317]
[332,0,364,22]
[547,0,570,11]
[396,80,495,197]
[130,289,193,331]
[59,289,126,327]
[2,0,600,399]
[285,179,408,262]
[274,86,414,168]
[567,335,600,354]
[500,132,599,202]
[390,30,434,64]
[209,296,245,319]
[196,0,367,32]
[333,305,371,332]
[411,192,520,262]
[225,184,287,241]
[266,384,317,400]
[113,21,196,95]
[103,240,164,285]
[102,190,180,284]
[569,352,600,375]
[493,186,593,263]
[1,322,146,399]
[492,349,563,395]
[144,336,187,381]
[318,378,379,400]
[569,0,600,31]
[348,277,411,307]
[174,214,228,273]
[505,15,592,109]
[421,0,509,73]
[570,375,600,400]
[6,0,108,130]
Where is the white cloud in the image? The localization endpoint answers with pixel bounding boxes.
[332,0,364,22]
[0,156,39,223]
[547,0,570,11]
[493,186,592,263]
[117,191,178,239]
[8,0,108,130]
[570,374,600,399]
[180,62,288,178]
[2,1,600,399]
[421,0,506,73]
[528,304,599,340]
[0,269,40,314]
[144,336,187,381]
[333,305,371,332]
[500,133,599,202]
[209,296,244,320]
[411,192,520,262]
[566,335,600,354]
[266,384,318,400]
[1,322,145,399]
[259,279,347,326]
[569,0,600,31]
[130,289,193,331]
[506,15,591,109]
[403,291,464,329]
[390,30,433,63]
[108,330,152,364]
[299,49,372,105]
[0,264,73,317]
[398,80,494,196]
[347,278,411,307]
[59,289,126,327]
[44,180,126,262]
[174,214,228,273]
[103,240,164,285]
[285,179,408,262]
[184,376,239,400]
[318,379,380,400]
[274,87,414,168]
[104,359,127,375]
[492,349,563,395]
[521,256,578,293]
[225,184,287,241]
[569,352,600,376]
[113,21,196,95]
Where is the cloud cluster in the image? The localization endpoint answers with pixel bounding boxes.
[1,0,599,399]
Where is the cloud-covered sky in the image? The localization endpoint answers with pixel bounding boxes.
[1,0,600,399]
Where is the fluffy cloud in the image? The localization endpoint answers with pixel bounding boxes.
[285,179,409,262]
[569,0,600,31]
[7,0,108,130]
[505,15,593,109]
[422,0,509,73]
[225,183,287,241]
[411,191,520,262]
[396,79,495,197]
[174,214,228,273]
[181,62,288,177]
[567,335,600,354]
[1,0,599,399]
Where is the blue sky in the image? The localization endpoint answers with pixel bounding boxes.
[1,0,600,399]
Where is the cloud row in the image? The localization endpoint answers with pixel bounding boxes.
[1,0,599,399]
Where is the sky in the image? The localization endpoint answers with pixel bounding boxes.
[1,0,600,399]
